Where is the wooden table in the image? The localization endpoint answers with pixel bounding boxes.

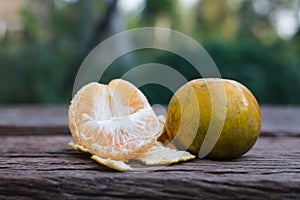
[0,106,299,199]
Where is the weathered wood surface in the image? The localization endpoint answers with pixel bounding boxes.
[0,106,300,199]
[0,106,68,135]
[1,105,300,136]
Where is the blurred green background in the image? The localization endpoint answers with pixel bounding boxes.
[0,0,299,105]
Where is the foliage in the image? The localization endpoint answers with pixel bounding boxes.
[0,0,299,104]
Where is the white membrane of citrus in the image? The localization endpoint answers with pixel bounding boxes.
[69,80,161,160]
[80,106,161,159]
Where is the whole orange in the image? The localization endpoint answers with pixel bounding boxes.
[163,78,261,159]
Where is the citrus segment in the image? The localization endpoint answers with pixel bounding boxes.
[68,79,162,161]
[108,79,148,116]
[68,83,111,146]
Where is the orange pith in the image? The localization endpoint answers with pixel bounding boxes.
[68,79,162,161]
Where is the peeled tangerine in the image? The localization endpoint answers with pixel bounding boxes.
[68,79,194,171]
[162,78,261,159]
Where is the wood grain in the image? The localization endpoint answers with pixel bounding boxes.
[0,106,300,199]
[1,105,300,136]
[1,135,300,199]
[0,105,68,135]
[261,106,300,137]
